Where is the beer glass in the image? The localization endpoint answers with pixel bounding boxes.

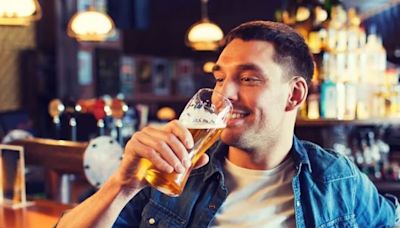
[137,88,232,196]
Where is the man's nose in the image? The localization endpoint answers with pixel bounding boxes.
[218,79,238,102]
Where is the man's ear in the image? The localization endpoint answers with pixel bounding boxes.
[285,77,308,111]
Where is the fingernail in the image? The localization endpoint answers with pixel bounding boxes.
[186,140,193,149]
[174,163,185,173]
[183,158,192,169]
[166,166,174,173]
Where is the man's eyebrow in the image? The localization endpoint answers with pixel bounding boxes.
[211,63,263,73]
[237,63,263,72]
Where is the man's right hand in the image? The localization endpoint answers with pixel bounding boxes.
[57,119,210,228]
[111,120,210,192]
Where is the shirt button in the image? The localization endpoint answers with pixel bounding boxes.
[209,204,216,209]
[296,201,301,207]
[148,218,156,225]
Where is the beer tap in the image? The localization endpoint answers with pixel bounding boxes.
[69,117,77,141]
[48,99,65,139]
[103,95,113,133]
[110,97,128,146]
[48,98,76,204]
[93,99,106,136]
[63,99,78,141]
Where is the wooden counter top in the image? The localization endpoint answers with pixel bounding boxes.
[0,200,72,228]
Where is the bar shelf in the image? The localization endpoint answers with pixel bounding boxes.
[296,117,400,127]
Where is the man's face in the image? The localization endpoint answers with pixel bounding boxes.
[212,39,293,150]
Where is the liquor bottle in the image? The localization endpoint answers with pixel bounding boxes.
[307,81,320,119]
[320,80,337,118]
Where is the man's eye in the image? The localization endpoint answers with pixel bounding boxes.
[241,76,259,82]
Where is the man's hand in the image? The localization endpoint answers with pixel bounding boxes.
[112,120,210,191]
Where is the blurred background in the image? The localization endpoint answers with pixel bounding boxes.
[1,0,400,218]
[0,0,399,139]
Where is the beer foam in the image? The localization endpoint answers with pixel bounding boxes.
[179,105,227,129]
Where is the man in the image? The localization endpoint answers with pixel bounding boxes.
[57,21,399,227]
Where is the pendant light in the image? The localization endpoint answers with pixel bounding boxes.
[185,0,223,51]
[67,0,115,42]
[0,0,42,26]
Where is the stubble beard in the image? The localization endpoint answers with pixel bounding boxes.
[224,121,273,153]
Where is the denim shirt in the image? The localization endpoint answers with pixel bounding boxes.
[113,136,400,227]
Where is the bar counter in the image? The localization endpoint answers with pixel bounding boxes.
[0,200,71,228]
[10,138,87,175]
[9,138,89,202]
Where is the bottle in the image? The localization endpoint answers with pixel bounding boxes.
[320,80,337,118]
[336,82,345,119]
[344,82,357,120]
[307,81,320,119]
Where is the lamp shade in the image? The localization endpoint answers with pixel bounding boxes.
[67,7,115,42]
[186,19,224,51]
[0,0,41,26]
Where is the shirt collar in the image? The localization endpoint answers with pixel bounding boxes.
[202,141,227,183]
[202,135,312,182]
[291,135,312,173]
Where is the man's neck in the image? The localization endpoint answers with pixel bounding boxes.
[227,136,293,170]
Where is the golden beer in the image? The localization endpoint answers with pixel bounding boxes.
[137,126,224,196]
[135,88,232,196]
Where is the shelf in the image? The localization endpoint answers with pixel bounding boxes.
[295,117,400,127]
[373,180,400,196]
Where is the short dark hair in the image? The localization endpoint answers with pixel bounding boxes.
[223,20,314,84]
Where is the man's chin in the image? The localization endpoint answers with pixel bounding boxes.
[220,130,241,146]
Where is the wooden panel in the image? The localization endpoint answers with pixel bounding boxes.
[0,25,36,112]
[10,138,88,175]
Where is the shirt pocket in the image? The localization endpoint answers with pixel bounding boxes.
[318,214,358,228]
[140,200,187,228]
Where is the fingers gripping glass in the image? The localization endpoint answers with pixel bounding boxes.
[137,88,232,196]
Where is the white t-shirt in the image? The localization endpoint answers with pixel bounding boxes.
[211,157,296,228]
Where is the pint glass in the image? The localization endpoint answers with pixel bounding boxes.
[137,88,232,196]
